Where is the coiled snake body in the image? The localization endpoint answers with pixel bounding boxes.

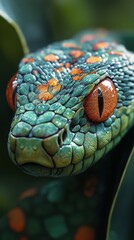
[0,30,134,239]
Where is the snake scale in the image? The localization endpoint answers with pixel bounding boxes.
[0,30,134,240]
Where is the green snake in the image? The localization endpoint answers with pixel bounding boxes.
[0,30,134,240]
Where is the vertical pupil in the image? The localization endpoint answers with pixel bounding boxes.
[98,87,104,117]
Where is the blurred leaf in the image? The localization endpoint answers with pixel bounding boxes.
[0,0,51,52]
[0,0,134,226]
[106,146,134,240]
[0,0,52,215]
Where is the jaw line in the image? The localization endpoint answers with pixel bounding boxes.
[8,128,72,174]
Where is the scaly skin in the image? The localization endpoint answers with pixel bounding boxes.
[8,30,134,177]
[0,30,134,239]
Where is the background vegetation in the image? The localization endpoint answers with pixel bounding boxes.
[0,0,134,217]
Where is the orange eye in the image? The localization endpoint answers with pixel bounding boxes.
[84,78,118,122]
[6,75,17,111]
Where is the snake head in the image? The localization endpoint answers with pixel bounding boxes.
[7,33,134,177]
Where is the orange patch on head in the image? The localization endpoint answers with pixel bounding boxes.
[69,50,84,58]
[73,73,86,81]
[52,84,62,92]
[37,78,61,101]
[22,58,35,63]
[63,42,79,48]
[74,226,96,240]
[44,54,59,62]
[19,188,37,200]
[93,42,109,50]
[37,84,48,92]
[37,92,53,101]
[84,176,98,198]
[70,68,83,75]
[8,207,25,233]
[48,78,58,86]
[109,51,123,56]
[80,34,95,43]
[86,56,102,64]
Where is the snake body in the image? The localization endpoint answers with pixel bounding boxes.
[0,30,134,239]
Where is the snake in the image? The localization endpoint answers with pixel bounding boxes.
[0,30,134,240]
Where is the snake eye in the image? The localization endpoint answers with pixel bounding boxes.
[84,78,118,122]
[6,75,17,111]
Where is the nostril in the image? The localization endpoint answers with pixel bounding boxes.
[58,127,68,147]
[58,134,62,147]
[62,128,67,142]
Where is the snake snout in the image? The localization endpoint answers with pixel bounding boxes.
[9,135,54,168]
[8,124,72,176]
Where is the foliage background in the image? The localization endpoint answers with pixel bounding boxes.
[0,0,134,218]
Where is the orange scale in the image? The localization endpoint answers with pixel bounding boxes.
[86,56,102,64]
[93,42,109,50]
[69,50,84,58]
[109,51,123,56]
[48,78,58,86]
[52,84,62,93]
[63,42,79,48]
[74,226,96,240]
[44,54,59,62]
[22,58,35,63]
[8,208,26,233]
[37,84,48,92]
[37,92,53,101]
[73,73,86,81]
[70,68,83,75]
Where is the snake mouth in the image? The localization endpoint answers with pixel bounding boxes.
[20,163,73,177]
[21,163,60,177]
[8,128,75,176]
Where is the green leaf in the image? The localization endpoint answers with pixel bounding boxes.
[0,0,51,52]
[106,146,134,240]
[0,0,51,214]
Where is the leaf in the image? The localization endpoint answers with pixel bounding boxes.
[0,0,51,51]
[0,0,51,214]
[106,145,134,240]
